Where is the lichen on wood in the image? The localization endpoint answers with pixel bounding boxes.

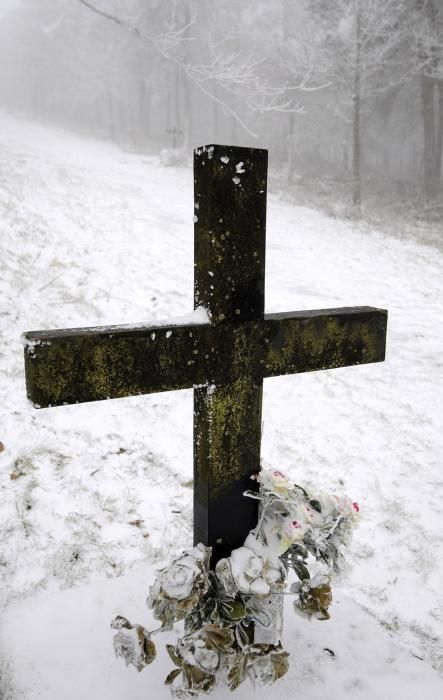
[22,143,388,567]
[193,145,268,563]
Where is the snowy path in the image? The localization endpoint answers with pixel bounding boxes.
[0,113,442,696]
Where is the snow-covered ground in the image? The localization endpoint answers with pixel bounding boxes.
[0,112,442,698]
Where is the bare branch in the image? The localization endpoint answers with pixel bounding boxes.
[77,0,320,137]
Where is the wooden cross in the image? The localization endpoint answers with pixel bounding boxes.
[22,145,387,565]
[167,125,183,149]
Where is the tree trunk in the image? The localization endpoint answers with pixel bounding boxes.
[181,1,192,149]
[436,81,443,187]
[181,68,192,149]
[213,78,219,142]
[287,113,296,181]
[417,0,442,196]
[421,74,437,196]
[283,0,296,181]
[139,79,151,144]
[352,0,362,210]
[174,66,180,145]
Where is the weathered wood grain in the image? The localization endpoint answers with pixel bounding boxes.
[22,143,388,567]
[193,145,268,560]
[23,307,386,409]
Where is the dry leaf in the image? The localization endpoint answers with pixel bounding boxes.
[10,471,24,481]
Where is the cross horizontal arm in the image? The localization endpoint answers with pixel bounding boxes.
[22,320,212,408]
[23,306,386,409]
[262,306,387,378]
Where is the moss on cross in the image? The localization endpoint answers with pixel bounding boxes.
[23,144,387,564]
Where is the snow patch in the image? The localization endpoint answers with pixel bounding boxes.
[1,113,442,691]
[21,336,52,357]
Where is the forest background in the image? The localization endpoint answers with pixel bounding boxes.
[0,0,442,232]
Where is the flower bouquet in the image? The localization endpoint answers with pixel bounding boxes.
[111,468,360,696]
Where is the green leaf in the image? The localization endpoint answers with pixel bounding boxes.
[271,648,290,680]
[183,664,216,693]
[142,636,157,665]
[293,483,310,498]
[234,619,254,648]
[298,583,332,620]
[292,561,310,581]
[184,611,202,635]
[164,668,182,686]
[309,499,322,513]
[282,543,308,563]
[205,624,235,651]
[218,599,246,622]
[201,597,216,619]
[227,653,248,690]
[160,619,174,632]
[166,644,182,668]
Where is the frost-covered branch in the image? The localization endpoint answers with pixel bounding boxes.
[77,0,319,137]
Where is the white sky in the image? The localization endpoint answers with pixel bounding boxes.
[0,0,21,19]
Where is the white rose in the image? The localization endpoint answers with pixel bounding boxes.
[257,469,294,495]
[227,546,284,596]
[230,546,270,595]
[148,544,210,614]
[160,556,197,599]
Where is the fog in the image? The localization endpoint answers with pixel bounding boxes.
[0,0,441,217]
[1,4,443,695]
[0,0,19,19]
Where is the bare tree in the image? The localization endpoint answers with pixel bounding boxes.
[310,0,413,209]
[416,0,443,196]
[77,0,317,139]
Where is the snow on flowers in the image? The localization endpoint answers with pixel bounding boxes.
[147,543,211,628]
[111,468,360,696]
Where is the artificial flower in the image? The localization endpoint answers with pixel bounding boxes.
[111,616,156,671]
[147,543,211,624]
[278,516,309,553]
[255,469,295,496]
[217,546,284,597]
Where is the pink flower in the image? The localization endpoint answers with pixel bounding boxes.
[283,520,303,536]
[278,516,308,553]
[353,502,360,513]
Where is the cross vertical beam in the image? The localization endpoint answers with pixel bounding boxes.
[22,142,387,571]
[193,145,268,562]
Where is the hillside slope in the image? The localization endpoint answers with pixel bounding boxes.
[0,113,442,696]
